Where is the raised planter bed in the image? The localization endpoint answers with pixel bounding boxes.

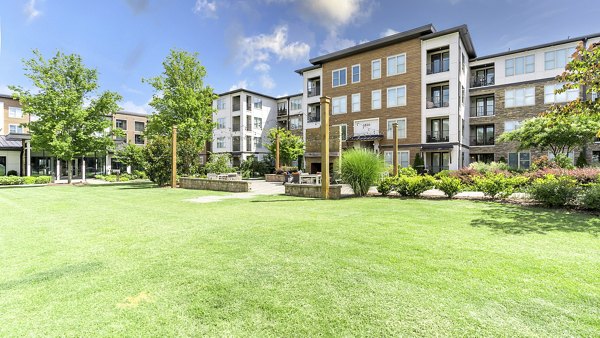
[265,174,286,183]
[285,183,342,200]
[180,177,250,192]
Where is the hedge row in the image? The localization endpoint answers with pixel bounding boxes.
[0,176,52,186]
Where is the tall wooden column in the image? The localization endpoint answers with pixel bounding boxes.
[171,125,177,188]
[320,96,331,199]
[392,122,398,176]
[275,132,280,171]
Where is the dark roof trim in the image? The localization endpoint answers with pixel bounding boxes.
[309,24,435,64]
[0,93,16,100]
[294,64,321,74]
[5,133,31,141]
[471,32,600,61]
[115,111,150,118]
[276,93,303,100]
[217,88,278,100]
[421,24,476,58]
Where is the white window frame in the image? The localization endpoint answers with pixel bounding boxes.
[216,137,226,149]
[253,98,263,109]
[371,59,381,79]
[9,124,23,133]
[290,98,302,111]
[384,150,410,168]
[545,47,576,70]
[544,83,579,104]
[289,116,302,130]
[505,87,535,108]
[386,118,407,139]
[351,93,361,112]
[333,124,347,141]
[253,117,263,129]
[508,151,531,169]
[8,107,23,118]
[217,118,226,129]
[387,53,406,76]
[505,55,535,76]
[332,96,347,115]
[332,67,347,88]
[387,85,407,108]
[216,98,226,110]
[371,90,381,110]
[351,64,360,83]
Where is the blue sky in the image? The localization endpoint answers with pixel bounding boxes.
[1,0,599,114]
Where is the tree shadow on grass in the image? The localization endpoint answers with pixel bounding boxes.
[470,202,600,236]
[77,182,157,190]
[0,262,103,291]
[250,197,319,203]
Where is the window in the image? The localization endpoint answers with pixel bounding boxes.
[8,107,23,118]
[216,137,225,148]
[471,125,495,146]
[351,93,361,112]
[544,83,579,104]
[134,134,144,145]
[9,124,23,133]
[134,121,145,132]
[254,137,262,149]
[384,151,410,168]
[351,64,360,83]
[332,96,347,114]
[216,98,226,109]
[232,96,241,111]
[253,117,262,129]
[371,90,381,109]
[504,120,521,132]
[545,47,576,70]
[428,50,449,74]
[246,135,252,151]
[0,156,6,176]
[115,119,127,130]
[471,67,495,87]
[461,53,466,73]
[505,87,535,107]
[508,152,530,169]
[253,98,263,109]
[470,153,494,164]
[387,86,407,107]
[387,54,406,76]
[428,84,449,108]
[461,85,465,106]
[333,124,347,141]
[427,118,449,143]
[592,151,600,164]
[217,118,226,129]
[332,68,347,87]
[471,96,494,117]
[277,102,286,112]
[290,117,302,130]
[548,151,574,164]
[505,55,535,76]
[372,59,381,79]
[307,104,320,123]
[386,118,407,139]
[290,98,302,110]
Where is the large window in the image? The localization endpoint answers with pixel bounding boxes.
[387,85,407,107]
[216,98,226,109]
[115,119,127,130]
[371,59,381,79]
[508,152,530,169]
[505,55,535,76]
[254,137,263,149]
[134,121,145,132]
[351,64,360,83]
[253,117,262,129]
[471,124,495,146]
[290,98,302,110]
[332,96,347,114]
[545,47,576,70]
[8,107,23,118]
[387,54,406,76]
[371,90,381,109]
[592,151,600,165]
[253,98,263,109]
[290,117,302,130]
[332,68,347,87]
[471,96,494,117]
[427,118,449,143]
[428,84,449,108]
[0,156,6,176]
[134,134,144,145]
[505,87,535,108]
[428,50,449,74]
[217,118,226,129]
[544,83,579,104]
[351,93,361,112]
[9,124,23,133]
[216,137,225,149]
[470,153,494,164]
[384,151,410,168]
[386,118,407,139]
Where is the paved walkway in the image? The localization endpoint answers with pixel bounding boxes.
[186,180,285,203]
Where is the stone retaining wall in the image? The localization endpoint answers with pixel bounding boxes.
[285,184,342,199]
[265,174,286,182]
[180,177,250,192]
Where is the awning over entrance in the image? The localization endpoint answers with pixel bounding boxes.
[0,135,23,150]
[5,132,31,141]
[346,134,384,142]
[420,143,453,151]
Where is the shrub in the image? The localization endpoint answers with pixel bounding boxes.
[433,170,451,179]
[579,184,600,211]
[436,176,463,198]
[23,176,37,184]
[473,173,516,199]
[35,176,52,184]
[0,176,24,185]
[377,177,393,196]
[398,166,418,177]
[528,175,578,207]
[395,175,435,197]
[7,170,18,176]
[575,151,588,168]
[144,136,172,186]
[552,154,575,169]
[469,161,511,174]
[241,155,274,178]
[340,149,384,197]
[132,170,147,179]
[412,153,425,173]
[449,167,481,185]
[531,155,558,171]
[205,153,235,174]
[524,168,600,184]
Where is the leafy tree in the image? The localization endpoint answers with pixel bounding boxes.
[412,153,425,173]
[576,151,588,168]
[143,49,217,176]
[115,143,145,171]
[143,136,171,186]
[205,153,235,174]
[266,127,304,167]
[10,50,121,183]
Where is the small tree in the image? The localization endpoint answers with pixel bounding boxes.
[205,153,235,174]
[576,151,588,168]
[266,127,304,167]
[10,50,121,183]
[412,153,425,173]
[143,136,171,186]
[115,143,145,171]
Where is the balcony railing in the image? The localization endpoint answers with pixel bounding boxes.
[278,108,287,116]
[308,86,321,97]
[246,125,252,132]
[470,76,495,88]
[470,107,494,117]
[426,101,450,109]
[232,143,241,152]
[426,63,449,75]
[470,135,495,146]
[426,131,450,143]
[307,114,320,123]
[232,123,240,132]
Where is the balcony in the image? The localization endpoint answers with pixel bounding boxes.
[470,135,495,146]
[232,123,240,132]
[308,86,320,97]
[426,131,450,143]
[470,96,495,117]
[232,136,241,152]
[426,101,449,109]
[470,67,495,88]
[426,49,450,75]
[277,108,287,116]
[246,124,252,132]
[307,113,320,123]
[471,77,495,88]
[426,62,449,75]
[426,83,450,109]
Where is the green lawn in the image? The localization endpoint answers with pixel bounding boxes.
[0,184,599,336]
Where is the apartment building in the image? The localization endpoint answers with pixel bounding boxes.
[275,93,304,138]
[297,24,475,173]
[213,89,278,166]
[468,34,600,168]
[0,94,30,176]
[108,111,149,172]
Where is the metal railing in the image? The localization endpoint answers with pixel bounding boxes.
[426,131,450,143]
[308,86,321,97]
[277,108,287,116]
[426,101,450,109]
[232,123,240,132]
[470,135,495,146]
[426,63,449,75]
[232,143,241,152]
[307,114,320,123]
[470,106,494,117]
[470,76,495,88]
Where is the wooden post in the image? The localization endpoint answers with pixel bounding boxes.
[320,96,331,199]
[171,125,177,188]
[275,132,280,171]
[392,122,398,176]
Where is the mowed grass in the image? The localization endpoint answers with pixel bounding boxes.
[0,184,599,336]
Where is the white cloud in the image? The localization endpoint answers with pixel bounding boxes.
[193,0,217,18]
[259,74,275,90]
[120,100,152,115]
[24,0,41,21]
[229,80,248,91]
[254,63,271,73]
[299,0,367,32]
[380,28,398,38]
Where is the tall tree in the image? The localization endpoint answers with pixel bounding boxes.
[143,49,217,177]
[266,127,304,167]
[10,50,121,183]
